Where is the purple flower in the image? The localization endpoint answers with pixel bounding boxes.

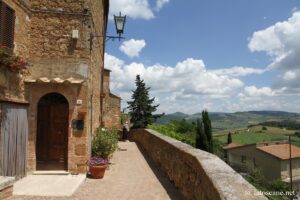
[87,157,111,166]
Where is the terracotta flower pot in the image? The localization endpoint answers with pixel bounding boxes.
[89,165,107,179]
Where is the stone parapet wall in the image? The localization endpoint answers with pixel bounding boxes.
[0,176,15,200]
[130,129,267,200]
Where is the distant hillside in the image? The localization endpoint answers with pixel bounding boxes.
[156,112,188,124]
[156,111,300,131]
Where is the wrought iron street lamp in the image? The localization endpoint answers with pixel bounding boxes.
[89,12,126,50]
[114,12,126,39]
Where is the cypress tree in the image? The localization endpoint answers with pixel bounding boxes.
[202,110,213,153]
[227,132,232,144]
[127,75,163,128]
[195,119,208,150]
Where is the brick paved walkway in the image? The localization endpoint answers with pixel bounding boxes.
[9,141,183,200]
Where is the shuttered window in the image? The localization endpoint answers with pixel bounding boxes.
[0,1,15,48]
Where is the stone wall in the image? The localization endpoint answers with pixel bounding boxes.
[0,176,15,200]
[102,69,121,129]
[130,129,267,200]
[103,94,121,129]
[0,0,108,174]
[0,0,31,103]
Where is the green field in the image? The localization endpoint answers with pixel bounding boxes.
[214,125,300,146]
[213,125,297,135]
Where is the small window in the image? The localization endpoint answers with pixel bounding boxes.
[0,1,15,48]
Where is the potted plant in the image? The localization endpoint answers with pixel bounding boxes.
[88,128,119,179]
[87,157,110,179]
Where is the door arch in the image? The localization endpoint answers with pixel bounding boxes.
[36,93,69,171]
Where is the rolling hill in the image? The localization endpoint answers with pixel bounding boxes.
[156,111,300,131]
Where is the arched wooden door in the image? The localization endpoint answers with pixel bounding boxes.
[36,93,69,171]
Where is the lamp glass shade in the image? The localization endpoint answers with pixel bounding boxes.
[114,14,126,34]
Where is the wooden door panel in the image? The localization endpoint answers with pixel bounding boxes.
[37,105,50,161]
[49,105,68,161]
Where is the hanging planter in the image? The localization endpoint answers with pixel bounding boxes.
[0,45,27,73]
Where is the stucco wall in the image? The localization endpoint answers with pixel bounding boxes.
[130,129,266,200]
[227,146,281,181]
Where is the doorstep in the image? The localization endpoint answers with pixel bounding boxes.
[33,171,69,175]
[13,174,86,197]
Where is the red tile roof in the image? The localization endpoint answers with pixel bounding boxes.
[223,143,244,150]
[257,144,300,160]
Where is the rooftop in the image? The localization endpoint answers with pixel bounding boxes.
[223,143,245,150]
[257,143,300,160]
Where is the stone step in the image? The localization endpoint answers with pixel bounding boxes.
[33,171,69,175]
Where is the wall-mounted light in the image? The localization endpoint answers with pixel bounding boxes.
[89,12,127,51]
[72,30,79,40]
[114,12,126,39]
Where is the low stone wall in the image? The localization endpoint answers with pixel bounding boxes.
[130,129,267,200]
[0,176,15,199]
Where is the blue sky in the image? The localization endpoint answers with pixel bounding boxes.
[105,0,300,114]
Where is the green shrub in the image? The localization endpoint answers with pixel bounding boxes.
[92,128,119,159]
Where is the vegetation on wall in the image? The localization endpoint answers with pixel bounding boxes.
[127,75,163,128]
[149,111,221,155]
[241,161,292,200]
[148,120,196,146]
[0,45,27,73]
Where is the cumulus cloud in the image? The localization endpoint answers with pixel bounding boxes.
[105,53,246,113]
[212,66,266,77]
[248,11,300,92]
[155,0,170,11]
[119,39,146,58]
[110,0,154,20]
[109,0,169,20]
[244,86,275,97]
[248,12,300,70]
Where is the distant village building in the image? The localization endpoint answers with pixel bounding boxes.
[224,141,300,191]
[101,69,121,129]
[0,0,111,177]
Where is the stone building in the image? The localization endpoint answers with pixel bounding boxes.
[224,141,300,191]
[101,68,121,129]
[0,0,109,176]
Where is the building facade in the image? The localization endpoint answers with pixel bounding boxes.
[224,141,300,191]
[0,0,109,176]
[101,68,121,129]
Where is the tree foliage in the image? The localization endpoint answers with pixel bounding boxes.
[227,132,232,144]
[195,119,209,150]
[202,110,213,152]
[195,110,213,152]
[127,75,163,128]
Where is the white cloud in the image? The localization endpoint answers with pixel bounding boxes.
[155,0,169,11]
[249,11,300,70]
[105,54,300,113]
[244,86,275,97]
[105,53,246,113]
[248,11,300,92]
[109,0,154,20]
[283,71,297,81]
[212,66,266,77]
[119,39,146,58]
[109,0,170,20]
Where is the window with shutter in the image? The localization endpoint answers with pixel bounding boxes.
[0,1,15,49]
